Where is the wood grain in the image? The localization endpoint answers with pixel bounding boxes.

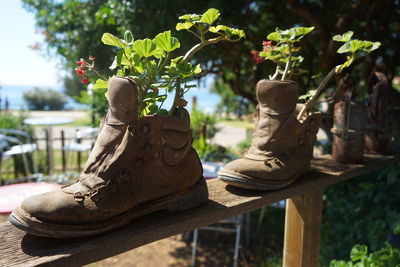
[0,154,398,267]
[283,190,324,267]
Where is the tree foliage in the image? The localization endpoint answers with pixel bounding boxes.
[23,0,400,107]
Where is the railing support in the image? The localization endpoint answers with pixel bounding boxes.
[283,189,324,267]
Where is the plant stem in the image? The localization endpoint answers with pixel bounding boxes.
[297,67,338,120]
[169,79,181,115]
[169,36,227,114]
[183,36,225,62]
[270,65,281,80]
[281,43,292,81]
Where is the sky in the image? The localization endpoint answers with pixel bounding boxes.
[0,1,60,87]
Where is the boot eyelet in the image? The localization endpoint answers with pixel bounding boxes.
[288,147,295,153]
[298,138,304,145]
[144,142,152,152]
[73,192,85,203]
[142,124,150,134]
[119,169,131,182]
[128,125,135,137]
[264,161,272,167]
[135,158,144,168]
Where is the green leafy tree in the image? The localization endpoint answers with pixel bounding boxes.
[23,0,400,109]
[23,87,67,110]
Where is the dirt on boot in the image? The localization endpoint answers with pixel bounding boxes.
[9,76,208,238]
[218,79,320,190]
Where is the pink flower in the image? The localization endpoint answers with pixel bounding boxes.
[89,55,95,61]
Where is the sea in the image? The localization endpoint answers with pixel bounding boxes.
[0,82,221,113]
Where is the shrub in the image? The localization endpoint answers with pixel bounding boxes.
[329,243,400,267]
[23,87,67,110]
[320,163,400,264]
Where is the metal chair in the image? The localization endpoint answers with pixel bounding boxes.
[191,214,244,267]
[61,127,99,175]
[0,129,38,184]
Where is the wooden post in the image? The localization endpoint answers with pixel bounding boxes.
[283,189,324,267]
[61,130,66,173]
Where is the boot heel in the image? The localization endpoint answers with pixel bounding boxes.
[165,178,209,212]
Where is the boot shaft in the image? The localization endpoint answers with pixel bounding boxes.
[250,80,301,154]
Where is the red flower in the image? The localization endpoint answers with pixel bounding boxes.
[76,58,87,66]
[81,77,89,84]
[89,55,95,61]
[250,50,265,64]
[262,40,273,47]
[75,67,85,77]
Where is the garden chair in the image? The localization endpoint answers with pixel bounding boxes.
[61,127,99,175]
[0,129,38,184]
[191,214,244,267]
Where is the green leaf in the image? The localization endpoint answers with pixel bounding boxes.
[224,27,246,39]
[267,32,281,42]
[176,22,194,31]
[350,245,368,261]
[143,103,158,115]
[101,33,127,48]
[209,25,245,39]
[93,79,108,90]
[131,39,157,58]
[363,41,381,53]
[337,42,352,54]
[333,31,354,42]
[178,13,201,22]
[349,39,366,53]
[293,26,314,37]
[131,53,144,73]
[199,8,220,25]
[153,31,180,52]
[209,25,226,33]
[124,31,134,45]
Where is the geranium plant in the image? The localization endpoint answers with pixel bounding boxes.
[75,8,245,117]
[256,26,315,80]
[252,27,381,119]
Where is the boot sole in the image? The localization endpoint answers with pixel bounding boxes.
[218,165,308,191]
[9,178,208,238]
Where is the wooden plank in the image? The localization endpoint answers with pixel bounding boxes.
[283,189,324,267]
[0,154,398,267]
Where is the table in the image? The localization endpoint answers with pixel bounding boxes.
[24,117,74,175]
[0,182,61,214]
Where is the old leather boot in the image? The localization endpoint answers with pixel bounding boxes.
[218,79,320,190]
[10,76,208,238]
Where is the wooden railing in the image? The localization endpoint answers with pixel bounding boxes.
[0,154,399,267]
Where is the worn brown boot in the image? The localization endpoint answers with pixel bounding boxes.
[9,76,208,238]
[218,79,320,190]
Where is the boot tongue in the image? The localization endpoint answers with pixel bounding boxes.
[106,76,138,125]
